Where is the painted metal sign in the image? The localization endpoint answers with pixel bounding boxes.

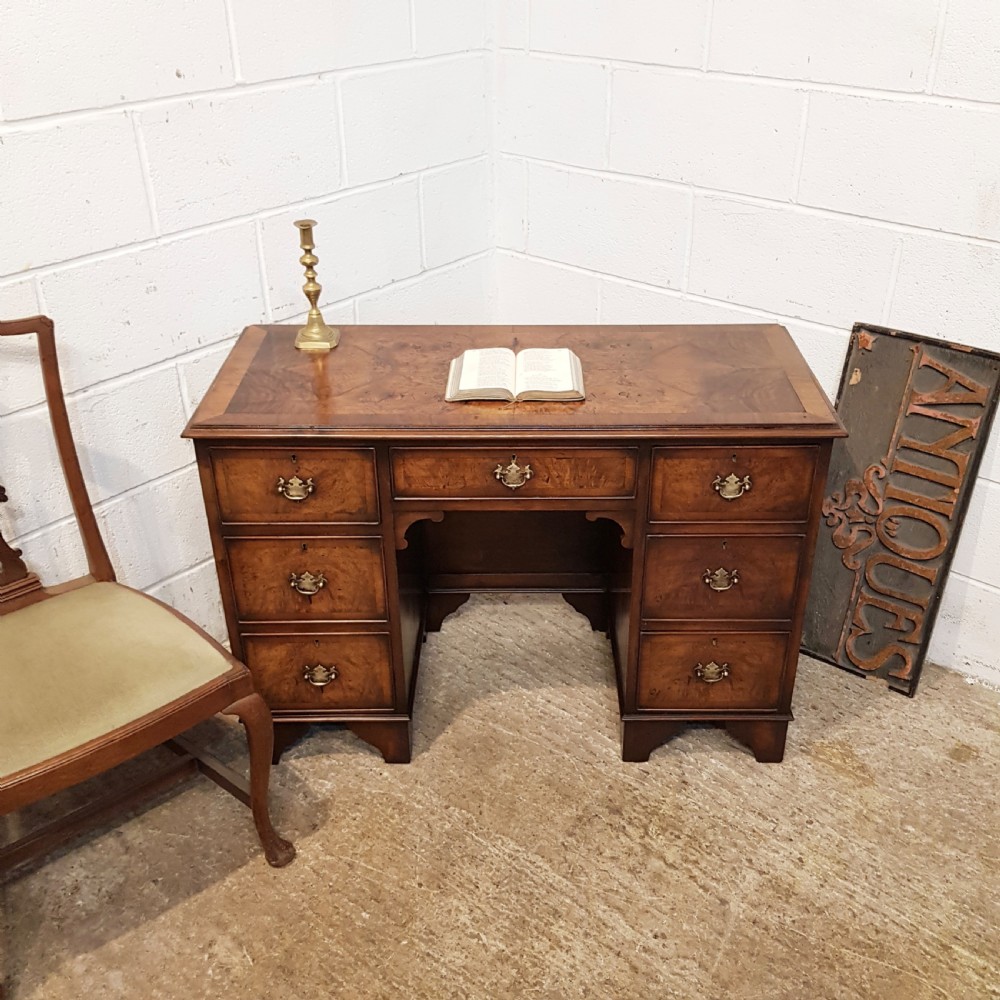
[802,323,1000,695]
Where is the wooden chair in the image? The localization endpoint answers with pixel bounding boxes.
[0,315,295,873]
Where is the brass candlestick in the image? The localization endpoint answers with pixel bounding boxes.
[292,219,340,351]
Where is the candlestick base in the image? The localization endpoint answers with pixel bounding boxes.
[294,318,340,351]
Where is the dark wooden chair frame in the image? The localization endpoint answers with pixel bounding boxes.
[0,315,295,874]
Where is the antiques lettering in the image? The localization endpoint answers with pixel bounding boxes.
[823,351,989,682]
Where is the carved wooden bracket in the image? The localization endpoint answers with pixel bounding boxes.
[0,483,29,585]
[0,483,42,605]
[394,510,445,550]
[585,510,634,548]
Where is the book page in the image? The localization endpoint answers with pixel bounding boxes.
[458,348,516,394]
[514,348,577,397]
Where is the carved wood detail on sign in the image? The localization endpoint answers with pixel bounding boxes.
[802,323,1000,695]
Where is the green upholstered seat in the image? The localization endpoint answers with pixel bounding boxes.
[1,582,233,779]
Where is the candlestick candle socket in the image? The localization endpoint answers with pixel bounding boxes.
[292,219,340,351]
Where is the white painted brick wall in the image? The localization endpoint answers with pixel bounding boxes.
[0,4,491,644]
[530,0,709,67]
[526,164,690,288]
[0,281,42,414]
[356,255,492,323]
[952,482,1000,590]
[177,341,246,418]
[708,0,940,90]
[496,1,529,49]
[495,1,1000,685]
[798,94,1000,241]
[495,157,528,251]
[0,0,234,119]
[497,54,609,167]
[980,426,1000,484]
[687,198,900,326]
[340,57,489,185]
[39,226,265,393]
[422,160,492,269]
[140,84,343,232]
[69,368,194,504]
[933,0,1000,102]
[494,253,601,323]
[610,71,804,200]
[891,235,1000,350]
[3,1,998,685]
[230,0,412,81]
[0,407,74,538]
[414,0,488,56]
[149,561,229,646]
[0,117,153,272]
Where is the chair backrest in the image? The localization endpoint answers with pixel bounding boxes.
[0,315,115,614]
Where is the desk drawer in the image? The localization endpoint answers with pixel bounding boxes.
[241,632,394,710]
[211,447,379,524]
[642,534,802,621]
[226,537,386,621]
[391,447,637,500]
[637,632,788,710]
[650,446,817,522]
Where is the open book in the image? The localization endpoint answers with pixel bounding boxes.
[445,347,585,402]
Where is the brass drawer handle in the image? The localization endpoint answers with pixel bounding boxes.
[703,566,739,591]
[712,473,752,500]
[290,570,326,596]
[303,663,338,687]
[494,454,533,490]
[276,474,314,501]
[695,660,730,684]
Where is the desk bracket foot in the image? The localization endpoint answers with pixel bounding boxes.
[346,721,412,763]
[562,592,609,632]
[425,592,470,632]
[271,722,312,764]
[621,719,687,761]
[724,720,788,762]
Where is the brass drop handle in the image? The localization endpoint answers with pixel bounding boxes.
[712,473,752,500]
[290,570,326,596]
[276,474,315,501]
[494,454,533,490]
[303,663,338,687]
[703,567,739,591]
[695,661,730,684]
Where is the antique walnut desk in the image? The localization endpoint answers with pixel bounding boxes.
[184,325,845,765]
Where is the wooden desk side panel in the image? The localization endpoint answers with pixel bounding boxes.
[375,442,422,714]
[619,443,653,714]
[194,442,245,660]
[780,438,834,714]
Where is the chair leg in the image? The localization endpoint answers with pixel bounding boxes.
[224,694,296,867]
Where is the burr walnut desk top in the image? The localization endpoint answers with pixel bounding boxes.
[185,324,844,765]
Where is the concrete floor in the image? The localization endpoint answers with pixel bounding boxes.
[2,594,998,999]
